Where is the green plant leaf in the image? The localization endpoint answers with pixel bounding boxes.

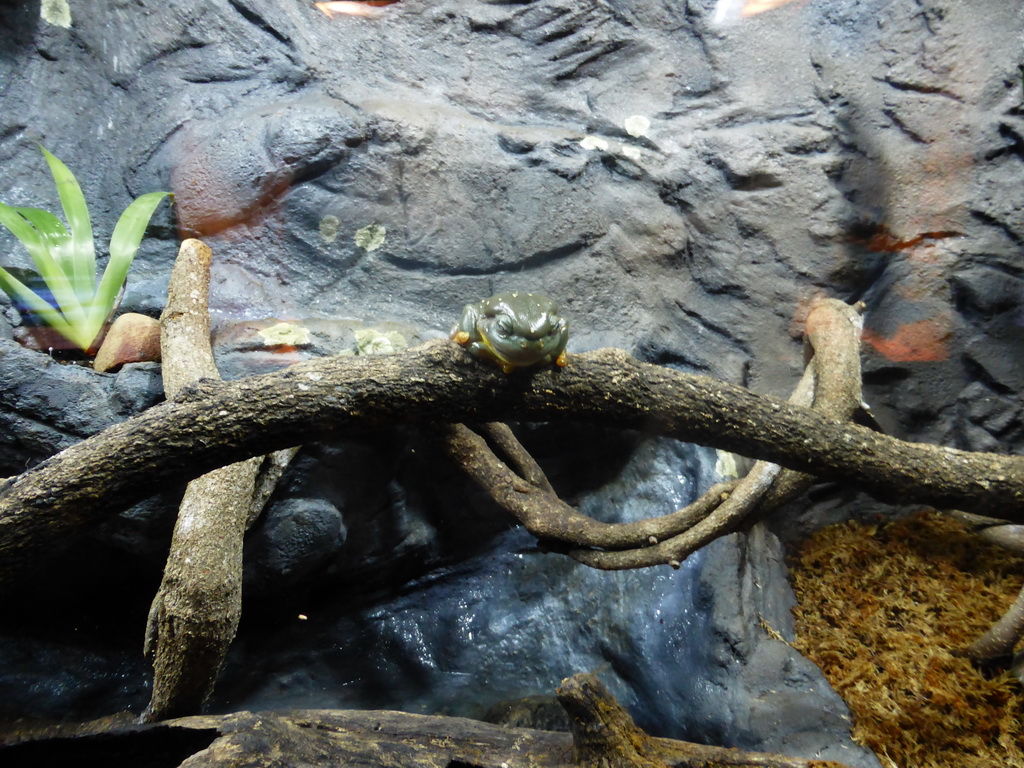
[91,190,171,329]
[0,202,47,262]
[0,266,89,348]
[0,201,85,324]
[12,206,77,296]
[12,206,69,252]
[39,145,95,304]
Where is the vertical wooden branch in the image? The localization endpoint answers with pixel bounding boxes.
[141,239,262,722]
[556,674,666,768]
[555,673,846,768]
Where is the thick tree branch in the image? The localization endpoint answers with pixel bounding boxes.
[754,297,865,510]
[143,239,298,722]
[0,312,1023,587]
[143,239,263,722]
[967,582,1024,664]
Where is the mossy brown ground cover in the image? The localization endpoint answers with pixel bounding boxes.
[788,510,1024,768]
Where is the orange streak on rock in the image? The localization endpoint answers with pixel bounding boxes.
[862,318,951,362]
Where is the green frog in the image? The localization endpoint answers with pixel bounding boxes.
[451,291,569,374]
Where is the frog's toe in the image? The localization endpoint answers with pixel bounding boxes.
[452,330,471,345]
[500,362,517,374]
[555,350,568,367]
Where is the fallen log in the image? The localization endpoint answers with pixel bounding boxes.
[0,673,853,768]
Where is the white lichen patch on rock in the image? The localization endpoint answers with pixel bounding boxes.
[354,223,386,251]
[624,115,650,138]
[715,449,742,480]
[579,135,609,152]
[319,214,340,243]
[258,322,312,347]
[621,145,642,162]
[354,328,407,355]
[41,0,71,27]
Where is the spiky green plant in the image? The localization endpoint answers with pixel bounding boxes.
[0,146,171,351]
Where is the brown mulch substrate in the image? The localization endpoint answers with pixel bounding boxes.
[788,510,1024,768]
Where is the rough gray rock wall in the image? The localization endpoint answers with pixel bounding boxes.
[0,1,1021,765]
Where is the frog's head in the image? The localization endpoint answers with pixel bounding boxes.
[477,292,569,368]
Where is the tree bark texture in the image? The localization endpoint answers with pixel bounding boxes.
[555,673,848,768]
[556,673,668,768]
[0,313,1023,588]
[142,239,263,722]
[1,674,853,768]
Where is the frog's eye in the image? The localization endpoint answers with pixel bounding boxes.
[493,316,513,338]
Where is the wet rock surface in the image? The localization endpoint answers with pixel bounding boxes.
[0,1,1020,766]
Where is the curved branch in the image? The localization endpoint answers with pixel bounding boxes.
[475,422,556,495]
[967,582,1024,664]
[567,362,818,569]
[437,422,738,552]
[754,297,865,509]
[453,298,865,570]
[1,306,1023,587]
[944,510,1024,664]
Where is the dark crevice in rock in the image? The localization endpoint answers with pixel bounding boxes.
[551,40,629,81]
[983,121,1024,161]
[862,366,912,387]
[969,209,1023,245]
[226,0,293,48]
[875,75,963,102]
[0,726,220,768]
[382,234,598,275]
[881,108,928,144]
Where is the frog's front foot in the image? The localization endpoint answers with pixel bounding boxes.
[555,350,568,368]
[452,330,471,345]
